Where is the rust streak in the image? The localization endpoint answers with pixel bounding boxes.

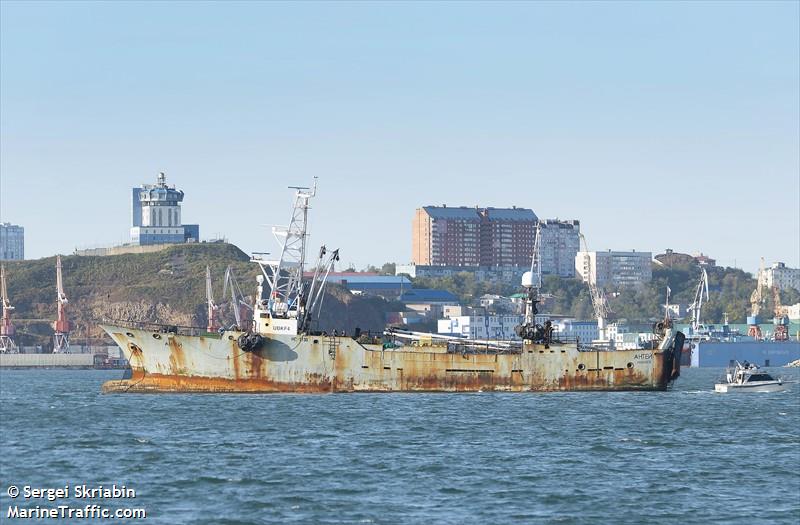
[167,336,187,375]
[101,327,675,394]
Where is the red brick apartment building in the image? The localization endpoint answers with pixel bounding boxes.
[412,205,537,267]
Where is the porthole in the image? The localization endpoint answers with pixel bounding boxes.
[578,363,586,371]
[152,333,161,339]
[126,332,135,338]
[228,335,234,341]
[627,362,634,369]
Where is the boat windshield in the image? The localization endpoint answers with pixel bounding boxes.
[746,373,774,382]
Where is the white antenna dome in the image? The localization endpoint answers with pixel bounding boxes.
[521,271,534,287]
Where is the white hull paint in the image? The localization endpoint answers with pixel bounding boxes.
[714,381,787,393]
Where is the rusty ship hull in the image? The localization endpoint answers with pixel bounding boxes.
[100,325,680,393]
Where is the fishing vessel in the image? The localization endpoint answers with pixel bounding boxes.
[714,361,787,393]
[101,181,686,394]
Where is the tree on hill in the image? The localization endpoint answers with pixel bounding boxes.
[402,261,773,324]
[412,272,517,304]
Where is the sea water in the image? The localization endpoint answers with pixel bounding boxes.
[1,368,798,524]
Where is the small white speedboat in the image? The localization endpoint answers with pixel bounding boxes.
[715,361,787,393]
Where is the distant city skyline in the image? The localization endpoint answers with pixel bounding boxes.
[1,1,798,274]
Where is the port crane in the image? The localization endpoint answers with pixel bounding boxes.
[0,265,17,353]
[687,267,709,334]
[205,265,220,332]
[52,255,72,353]
[578,233,612,343]
[747,257,766,339]
[772,285,789,341]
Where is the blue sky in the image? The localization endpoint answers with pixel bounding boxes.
[1,1,798,273]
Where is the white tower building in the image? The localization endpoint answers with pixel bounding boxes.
[130,173,199,245]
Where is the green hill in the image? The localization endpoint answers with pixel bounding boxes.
[1,243,396,348]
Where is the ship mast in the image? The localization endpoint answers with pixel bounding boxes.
[52,255,71,353]
[250,179,322,334]
[523,222,542,326]
[0,265,17,353]
[515,223,543,341]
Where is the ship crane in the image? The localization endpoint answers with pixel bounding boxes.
[747,257,766,339]
[221,265,253,330]
[578,233,612,343]
[52,255,71,353]
[687,267,709,334]
[0,265,17,353]
[301,245,340,332]
[206,265,220,332]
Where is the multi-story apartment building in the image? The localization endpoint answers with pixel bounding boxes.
[538,219,580,278]
[575,250,652,287]
[0,223,24,260]
[764,262,800,293]
[400,217,579,281]
[412,205,537,267]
